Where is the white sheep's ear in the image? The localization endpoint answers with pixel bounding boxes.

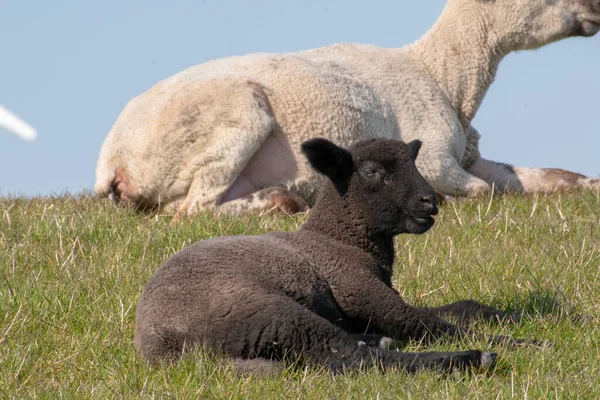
[406,140,422,161]
[301,138,354,185]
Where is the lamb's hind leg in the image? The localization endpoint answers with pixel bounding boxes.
[221,294,495,374]
[467,157,600,194]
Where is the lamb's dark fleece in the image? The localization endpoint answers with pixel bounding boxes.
[134,137,521,373]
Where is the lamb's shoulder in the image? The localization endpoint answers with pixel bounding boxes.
[270,230,392,321]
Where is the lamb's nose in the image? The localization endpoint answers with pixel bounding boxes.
[421,194,438,215]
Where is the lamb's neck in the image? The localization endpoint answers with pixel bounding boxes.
[406,6,508,123]
[302,196,395,267]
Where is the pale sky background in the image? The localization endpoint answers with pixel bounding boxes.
[1,0,599,196]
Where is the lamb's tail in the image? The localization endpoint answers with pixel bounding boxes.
[467,157,600,193]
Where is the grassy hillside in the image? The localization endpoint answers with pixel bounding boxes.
[1,192,599,399]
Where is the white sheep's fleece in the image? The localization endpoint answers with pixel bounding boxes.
[95,0,600,217]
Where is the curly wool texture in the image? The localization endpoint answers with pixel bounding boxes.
[134,138,515,372]
[96,0,600,215]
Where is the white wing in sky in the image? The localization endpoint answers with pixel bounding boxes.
[0,105,37,141]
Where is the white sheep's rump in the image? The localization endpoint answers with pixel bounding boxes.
[95,76,313,217]
[467,158,600,193]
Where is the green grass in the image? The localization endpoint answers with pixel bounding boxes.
[1,191,599,399]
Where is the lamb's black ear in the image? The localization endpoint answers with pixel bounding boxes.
[301,138,354,185]
[406,140,422,161]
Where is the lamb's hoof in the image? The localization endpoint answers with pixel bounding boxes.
[480,352,497,369]
[378,336,401,351]
[506,312,522,323]
[450,351,496,377]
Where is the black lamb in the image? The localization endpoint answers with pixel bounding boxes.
[134,137,527,373]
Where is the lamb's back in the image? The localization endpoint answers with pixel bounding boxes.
[138,232,339,321]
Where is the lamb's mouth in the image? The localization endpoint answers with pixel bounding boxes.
[412,215,435,226]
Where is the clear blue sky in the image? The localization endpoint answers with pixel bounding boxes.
[1,0,599,196]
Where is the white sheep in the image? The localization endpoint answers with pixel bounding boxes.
[95,0,600,218]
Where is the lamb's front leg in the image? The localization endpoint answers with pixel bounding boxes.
[419,300,549,348]
[425,300,521,325]
[333,277,532,347]
[333,276,461,343]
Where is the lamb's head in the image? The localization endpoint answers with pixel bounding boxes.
[301,138,438,236]
[450,0,600,50]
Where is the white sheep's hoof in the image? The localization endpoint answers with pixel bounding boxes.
[466,180,492,198]
[579,177,600,190]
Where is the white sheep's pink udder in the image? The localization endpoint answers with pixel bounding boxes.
[220,134,301,203]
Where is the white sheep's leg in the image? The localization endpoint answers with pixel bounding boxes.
[176,175,310,218]
[416,145,491,198]
[172,85,278,221]
[467,158,600,194]
[174,142,265,221]
[214,187,309,215]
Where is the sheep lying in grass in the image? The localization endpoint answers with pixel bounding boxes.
[134,138,531,373]
[95,0,600,218]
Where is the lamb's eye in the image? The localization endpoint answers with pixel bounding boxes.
[360,162,386,183]
[364,169,383,181]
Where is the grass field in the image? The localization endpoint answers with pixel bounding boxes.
[1,191,599,399]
